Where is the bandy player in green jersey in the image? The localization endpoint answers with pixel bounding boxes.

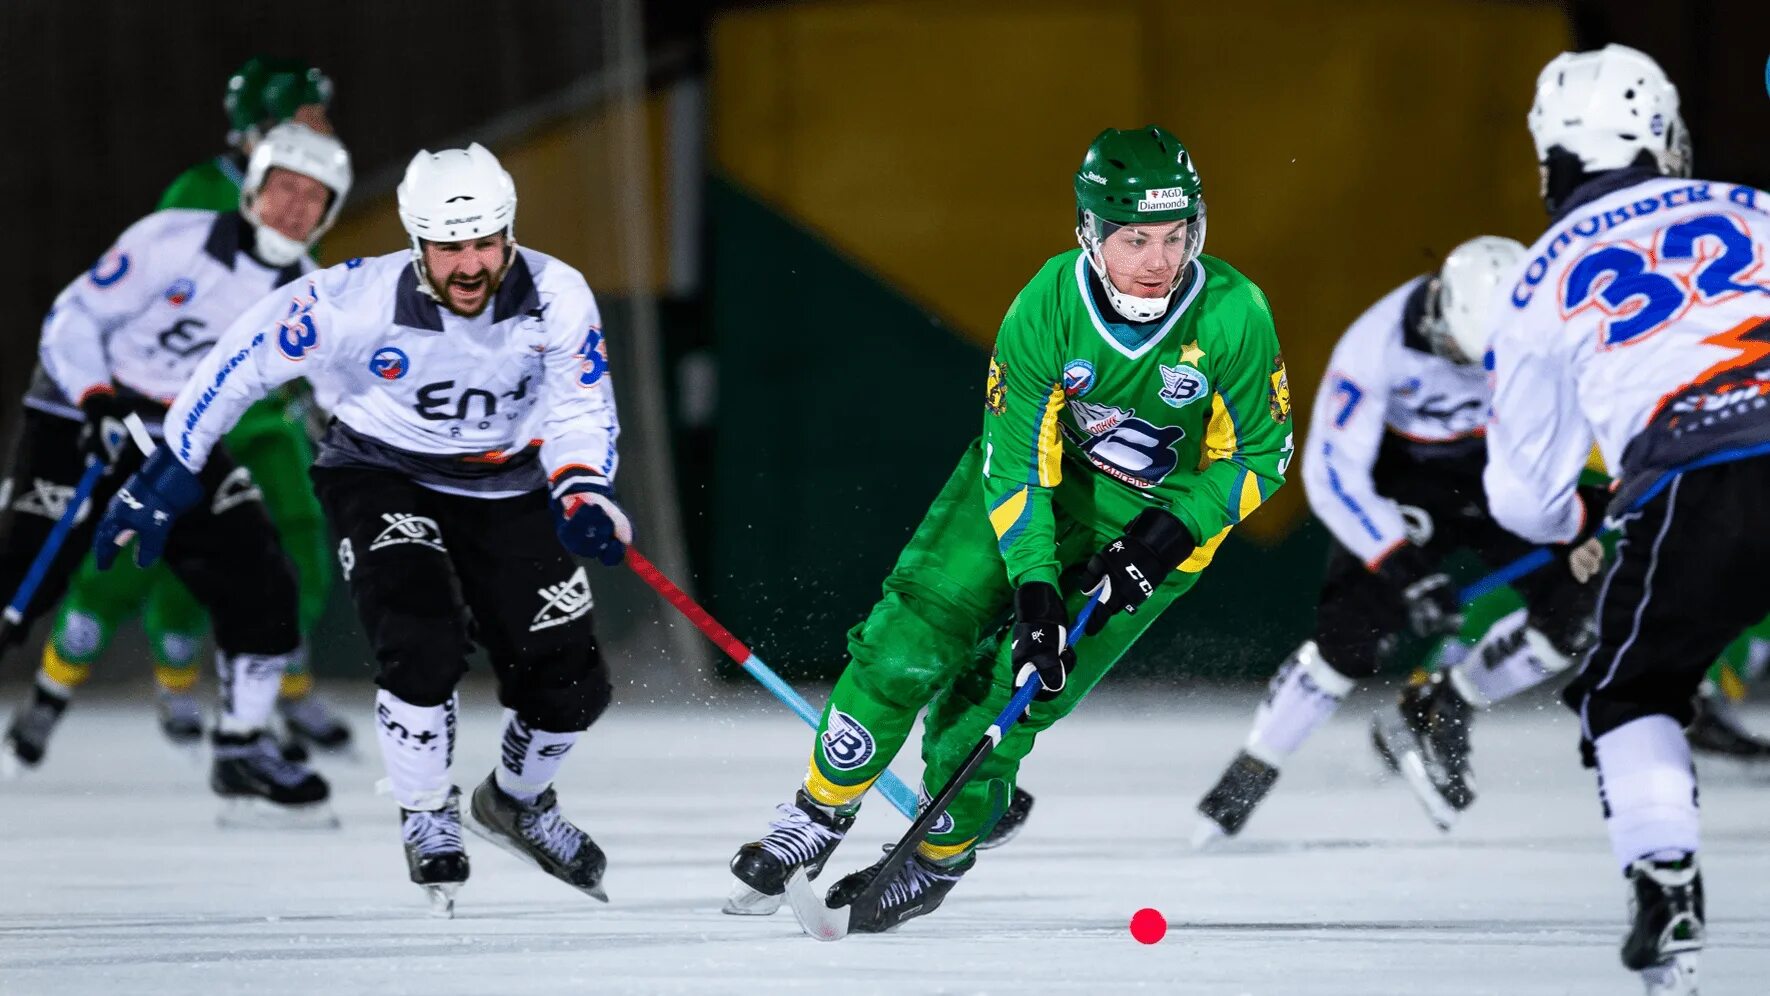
[725,126,1291,932]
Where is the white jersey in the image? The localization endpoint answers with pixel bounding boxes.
[165,248,621,499]
[1485,174,1770,543]
[33,210,309,420]
[1301,276,1490,565]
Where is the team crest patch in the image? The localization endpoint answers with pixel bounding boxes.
[1269,353,1292,424]
[164,278,196,306]
[985,352,1008,416]
[1062,359,1096,398]
[821,708,876,771]
[368,347,410,380]
[1157,363,1207,408]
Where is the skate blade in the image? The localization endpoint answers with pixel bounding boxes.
[215,797,340,830]
[1188,817,1229,852]
[424,883,461,919]
[784,868,850,941]
[1395,752,1459,832]
[1368,718,1401,779]
[462,803,609,903]
[0,746,32,782]
[1640,952,1699,995]
[723,879,785,916]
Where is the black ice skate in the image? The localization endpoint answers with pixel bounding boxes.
[210,730,337,829]
[1685,690,1770,761]
[977,786,1035,850]
[402,787,470,918]
[825,846,974,934]
[156,690,204,747]
[1192,750,1280,847]
[0,682,71,777]
[1372,671,1475,830]
[463,774,607,901]
[1621,855,1703,995]
[279,694,355,754]
[725,788,855,915]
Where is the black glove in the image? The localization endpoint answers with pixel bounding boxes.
[1376,543,1462,638]
[77,391,130,469]
[1073,508,1196,635]
[1011,581,1074,702]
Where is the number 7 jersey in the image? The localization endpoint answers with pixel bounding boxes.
[1484,175,1770,544]
[982,249,1291,589]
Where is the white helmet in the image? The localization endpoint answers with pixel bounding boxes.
[397,143,517,298]
[1528,44,1689,178]
[240,122,352,266]
[1425,235,1527,365]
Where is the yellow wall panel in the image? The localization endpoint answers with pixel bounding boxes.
[713,0,1571,540]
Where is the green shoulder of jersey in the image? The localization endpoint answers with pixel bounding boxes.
[159,158,244,213]
[981,248,1291,589]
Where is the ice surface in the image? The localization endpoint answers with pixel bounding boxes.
[3,682,1768,995]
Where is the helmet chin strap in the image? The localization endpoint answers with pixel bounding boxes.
[1085,246,1180,322]
[246,208,310,267]
[409,235,518,311]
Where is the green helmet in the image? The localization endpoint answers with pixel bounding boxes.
[1074,126,1207,322]
[225,57,333,149]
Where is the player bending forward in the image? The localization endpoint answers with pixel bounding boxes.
[1191,236,1602,841]
[1488,44,1770,993]
[0,125,348,822]
[95,143,632,916]
[726,126,1291,931]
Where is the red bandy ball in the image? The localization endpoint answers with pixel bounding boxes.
[1129,907,1167,944]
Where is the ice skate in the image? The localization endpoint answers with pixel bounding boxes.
[1622,855,1703,995]
[977,786,1035,850]
[725,788,855,915]
[1685,689,1770,761]
[1372,671,1475,830]
[156,689,204,746]
[1,682,71,778]
[279,693,355,755]
[464,774,607,901]
[210,730,337,829]
[824,846,974,934]
[1193,750,1280,847]
[402,787,470,918]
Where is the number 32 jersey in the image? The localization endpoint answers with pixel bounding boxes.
[164,247,621,499]
[982,249,1291,589]
[1485,174,1770,543]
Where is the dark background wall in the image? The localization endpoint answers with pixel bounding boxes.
[0,0,613,429]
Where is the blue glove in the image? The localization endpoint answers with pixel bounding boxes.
[93,449,204,570]
[552,474,631,566]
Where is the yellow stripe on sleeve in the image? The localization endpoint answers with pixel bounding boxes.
[1036,381,1065,487]
[989,487,1030,540]
[1202,392,1237,465]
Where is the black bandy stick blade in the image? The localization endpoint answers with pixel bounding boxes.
[785,868,850,941]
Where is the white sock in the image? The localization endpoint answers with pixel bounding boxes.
[375,689,457,811]
[1595,714,1699,873]
[1446,609,1573,708]
[494,709,577,804]
[1246,640,1356,764]
[215,650,293,734]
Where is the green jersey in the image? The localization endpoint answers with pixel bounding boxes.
[159,155,247,212]
[982,249,1291,589]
